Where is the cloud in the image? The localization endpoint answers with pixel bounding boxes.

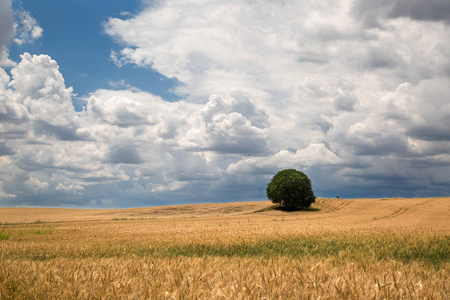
[0,181,16,198]
[32,121,84,141]
[228,143,341,175]
[13,9,43,45]
[408,126,450,142]
[87,90,156,127]
[0,0,15,67]
[0,1,43,67]
[107,79,140,92]
[388,0,450,23]
[26,176,49,190]
[353,0,450,27]
[1,0,450,207]
[0,72,30,124]
[180,93,270,154]
[106,146,143,164]
[104,0,338,101]
[0,59,273,206]
[0,142,14,156]
[9,53,75,127]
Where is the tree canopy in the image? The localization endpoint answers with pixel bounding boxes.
[266,169,316,209]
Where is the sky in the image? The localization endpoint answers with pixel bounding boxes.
[0,0,449,208]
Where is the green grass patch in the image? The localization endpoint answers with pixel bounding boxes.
[3,232,447,269]
[143,234,448,268]
[31,228,54,235]
[0,230,11,240]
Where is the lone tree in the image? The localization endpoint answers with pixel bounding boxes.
[266,169,316,209]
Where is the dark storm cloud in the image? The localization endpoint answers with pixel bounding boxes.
[364,47,400,70]
[176,173,220,182]
[106,146,143,165]
[333,93,358,112]
[0,142,14,156]
[0,129,27,140]
[389,0,450,23]
[354,0,450,26]
[352,0,392,28]
[33,121,86,141]
[0,0,14,66]
[0,1,14,44]
[352,136,410,156]
[407,125,450,142]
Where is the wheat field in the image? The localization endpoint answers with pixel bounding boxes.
[0,197,449,299]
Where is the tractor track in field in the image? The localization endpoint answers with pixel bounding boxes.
[374,198,439,221]
[316,199,351,212]
[376,207,409,220]
[414,198,437,207]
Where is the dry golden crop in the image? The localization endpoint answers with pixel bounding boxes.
[0,197,449,299]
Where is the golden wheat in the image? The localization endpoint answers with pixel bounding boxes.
[0,197,448,299]
[0,257,448,299]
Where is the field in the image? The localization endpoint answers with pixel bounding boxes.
[0,197,449,299]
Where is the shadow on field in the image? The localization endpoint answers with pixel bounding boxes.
[273,206,321,212]
[253,205,321,213]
